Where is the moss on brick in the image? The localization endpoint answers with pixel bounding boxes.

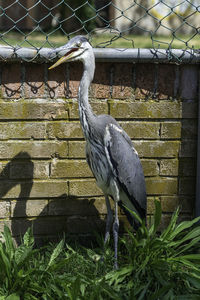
[109,100,182,119]
[51,160,92,178]
[146,177,177,195]
[161,122,181,139]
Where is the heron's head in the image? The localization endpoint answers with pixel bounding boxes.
[48,36,93,70]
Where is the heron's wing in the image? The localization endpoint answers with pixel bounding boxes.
[104,123,146,219]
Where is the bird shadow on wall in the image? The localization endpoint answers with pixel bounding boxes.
[0,152,105,246]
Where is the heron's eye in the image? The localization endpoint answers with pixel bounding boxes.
[76,42,81,48]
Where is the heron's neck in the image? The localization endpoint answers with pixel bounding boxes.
[78,59,95,137]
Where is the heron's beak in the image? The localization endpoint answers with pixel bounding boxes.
[48,47,79,70]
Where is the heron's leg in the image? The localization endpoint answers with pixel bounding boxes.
[104,195,113,244]
[113,199,119,269]
[112,181,119,270]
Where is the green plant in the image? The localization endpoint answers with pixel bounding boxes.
[0,226,67,299]
[106,201,200,299]
[0,201,200,299]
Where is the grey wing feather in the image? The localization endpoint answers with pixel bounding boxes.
[104,123,146,219]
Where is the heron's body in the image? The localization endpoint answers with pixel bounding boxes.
[49,36,147,268]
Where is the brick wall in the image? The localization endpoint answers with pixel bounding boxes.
[0,61,198,243]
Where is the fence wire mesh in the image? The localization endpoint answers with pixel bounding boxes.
[0,0,199,62]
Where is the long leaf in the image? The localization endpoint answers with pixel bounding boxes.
[178,254,200,261]
[149,200,162,236]
[169,226,200,248]
[46,239,64,269]
[23,227,34,248]
[160,208,179,240]
[170,257,200,272]
[174,236,200,256]
[3,226,15,260]
[0,244,12,280]
[167,216,200,241]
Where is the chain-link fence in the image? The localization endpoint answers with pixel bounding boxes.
[0,0,199,62]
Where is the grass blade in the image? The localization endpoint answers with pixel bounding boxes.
[149,200,162,236]
[167,217,200,241]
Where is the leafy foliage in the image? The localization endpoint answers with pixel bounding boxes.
[0,201,200,299]
[111,202,200,299]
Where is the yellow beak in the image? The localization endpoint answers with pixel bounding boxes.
[48,48,78,70]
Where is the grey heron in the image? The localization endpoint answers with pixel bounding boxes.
[49,36,147,269]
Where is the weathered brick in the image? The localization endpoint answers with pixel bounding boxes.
[11,216,68,237]
[146,178,177,195]
[66,215,105,234]
[160,159,179,176]
[0,162,9,178]
[161,196,179,212]
[112,63,132,99]
[47,64,68,98]
[50,159,92,178]
[69,179,102,197]
[134,141,179,158]
[47,121,83,139]
[33,162,50,179]
[91,62,111,99]
[0,100,69,120]
[135,64,155,99]
[160,196,193,213]
[120,121,160,139]
[0,180,68,199]
[30,181,68,198]
[0,201,10,218]
[157,65,175,99]
[11,199,48,217]
[69,141,86,158]
[109,100,181,119]
[0,141,68,159]
[2,64,21,98]
[10,161,50,179]
[68,62,83,98]
[69,99,108,119]
[49,196,107,216]
[161,122,181,139]
[0,122,46,140]
[141,159,159,176]
[24,63,45,98]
